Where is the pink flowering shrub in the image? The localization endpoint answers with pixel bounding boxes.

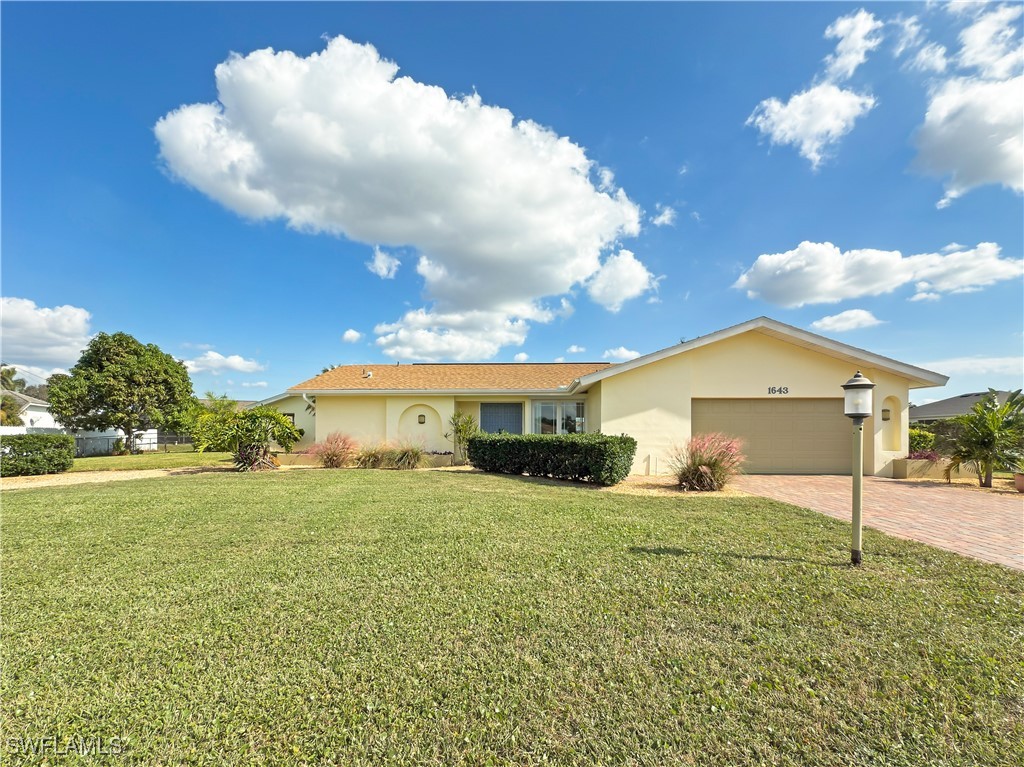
[667,433,746,491]
[307,432,359,469]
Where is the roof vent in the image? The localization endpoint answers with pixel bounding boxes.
[362,369,373,379]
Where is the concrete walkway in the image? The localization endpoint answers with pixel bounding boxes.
[733,475,1024,570]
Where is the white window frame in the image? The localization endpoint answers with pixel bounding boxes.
[532,401,585,435]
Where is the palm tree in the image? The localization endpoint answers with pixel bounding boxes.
[1,393,24,425]
[1,364,26,393]
[944,389,1024,488]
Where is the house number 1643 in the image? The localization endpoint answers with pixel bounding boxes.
[767,386,790,394]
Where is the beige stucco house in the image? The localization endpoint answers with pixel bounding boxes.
[262,317,948,477]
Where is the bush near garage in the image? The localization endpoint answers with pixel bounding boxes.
[467,432,637,486]
[666,433,746,492]
[908,427,937,455]
[0,434,75,477]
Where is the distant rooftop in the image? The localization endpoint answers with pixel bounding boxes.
[909,390,1014,422]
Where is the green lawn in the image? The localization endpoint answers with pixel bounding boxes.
[3,471,1022,766]
[69,450,233,472]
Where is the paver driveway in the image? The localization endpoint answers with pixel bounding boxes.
[733,475,1024,570]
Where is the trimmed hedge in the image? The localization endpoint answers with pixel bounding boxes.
[0,434,76,477]
[467,433,637,486]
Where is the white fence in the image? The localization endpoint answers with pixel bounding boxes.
[0,426,158,456]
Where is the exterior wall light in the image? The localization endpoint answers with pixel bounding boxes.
[842,371,876,566]
[418,414,426,424]
[881,409,891,422]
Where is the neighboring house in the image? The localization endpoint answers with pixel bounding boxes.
[0,389,61,430]
[909,391,1015,424]
[0,389,158,454]
[262,317,948,477]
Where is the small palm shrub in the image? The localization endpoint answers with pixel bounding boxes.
[308,432,359,468]
[390,441,427,470]
[668,433,745,491]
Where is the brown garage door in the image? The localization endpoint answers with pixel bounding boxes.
[692,399,852,474]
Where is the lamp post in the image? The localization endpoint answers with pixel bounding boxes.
[842,371,875,566]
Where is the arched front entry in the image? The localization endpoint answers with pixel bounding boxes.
[397,404,445,452]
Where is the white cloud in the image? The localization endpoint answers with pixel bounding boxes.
[366,246,400,279]
[824,9,885,81]
[909,291,941,302]
[184,350,265,374]
[374,308,531,362]
[957,4,1023,80]
[553,356,565,363]
[914,75,1023,208]
[2,364,67,385]
[748,10,882,168]
[919,356,1023,376]
[240,381,269,388]
[566,344,586,354]
[651,204,677,227]
[602,346,640,361]
[513,352,529,362]
[747,83,876,169]
[911,6,1023,207]
[342,329,363,343]
[910,42,949,73]
[734,241,1023,307]
[690,211,702,223]
[810,309,885,332]
[892,15,923,58]
[0,297,92,370]
[155,35,644,361]
[586,249,659,312]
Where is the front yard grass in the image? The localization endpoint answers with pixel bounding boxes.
[3,470,1022,765]
[68,450,233,472]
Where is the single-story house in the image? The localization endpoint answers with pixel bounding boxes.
[0,389,60,429]
[909,391,1014,424]
[261,317,948,477]
[0,389,159,454]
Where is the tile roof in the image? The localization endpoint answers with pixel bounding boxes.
[290,363,614,392]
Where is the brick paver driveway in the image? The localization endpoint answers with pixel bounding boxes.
[733,475,1024,570]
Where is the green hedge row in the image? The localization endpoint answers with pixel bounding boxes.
[0,434,76,477]
[467,433,637,486]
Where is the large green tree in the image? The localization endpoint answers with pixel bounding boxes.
[944,389,1024,488]
[47,332,195,452]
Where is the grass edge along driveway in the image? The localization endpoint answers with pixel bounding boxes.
[3,470,1022,766]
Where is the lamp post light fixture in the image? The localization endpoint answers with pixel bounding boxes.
[842,371,876,566]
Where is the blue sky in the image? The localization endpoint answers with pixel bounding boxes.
[2,1,1021,404]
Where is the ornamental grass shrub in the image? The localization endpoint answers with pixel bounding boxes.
[307,432,359,468]
[667,433,745,492]
[354,443,392,469]
[354,441,427,470]
[0,434,75,477]
[466,433,637,486]
[390,442,427,470]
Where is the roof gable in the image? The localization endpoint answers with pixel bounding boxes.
[572,317,948,391]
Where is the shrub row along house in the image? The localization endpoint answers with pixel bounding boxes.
[261,317,948,477]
